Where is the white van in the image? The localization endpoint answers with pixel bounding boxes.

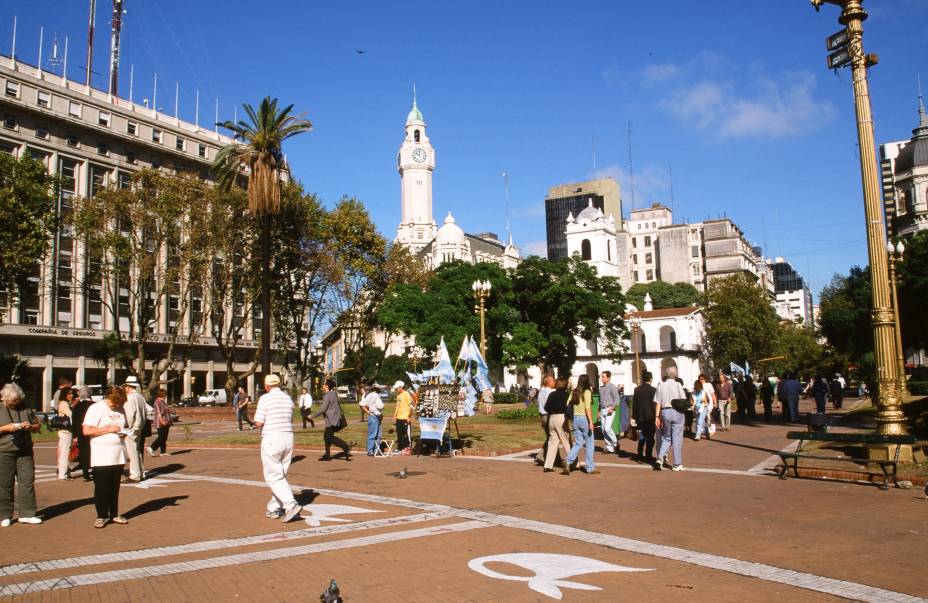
[74,384,105,403]
[198,389,228,406]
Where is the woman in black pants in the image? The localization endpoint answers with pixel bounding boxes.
[71,386,94,481]
[82,386,129,528]
[147,389,173,456]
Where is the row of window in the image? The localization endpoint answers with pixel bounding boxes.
[630,235,652,249]
[4,79,212,159]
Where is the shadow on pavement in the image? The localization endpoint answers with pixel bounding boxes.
[295,489,319,506]
[124,495,189,519]
[292,455,306,463]
[706,438,780,455]
[146,463,186,477]
[165,449,193,456]
[40,497,94,520]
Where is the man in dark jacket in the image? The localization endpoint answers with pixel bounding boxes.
[631,371,657,462]
[314,379,351,461]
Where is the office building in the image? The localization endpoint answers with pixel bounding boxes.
[544,178,622,261]
[768,258,814,325]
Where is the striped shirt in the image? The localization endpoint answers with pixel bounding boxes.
[254,387,294,434]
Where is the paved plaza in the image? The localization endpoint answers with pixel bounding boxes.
[1,402,927,603]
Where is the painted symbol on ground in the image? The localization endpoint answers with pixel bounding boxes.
[125,477,188,489]
[300,504,382,527]
[468,553,652,599]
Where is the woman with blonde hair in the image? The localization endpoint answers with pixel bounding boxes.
[0,383,42,526]
[83,386,130,528]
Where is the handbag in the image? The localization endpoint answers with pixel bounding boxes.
[670,398,692,413]
[68,439,79,462]
[335,413,348,432]
[49,415,71,430]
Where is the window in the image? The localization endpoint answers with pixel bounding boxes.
[175,136,185,151]
[198,143,207,158]
[645,252,653,264]
[97,141,109,156]
[37,90,50,108]
[151,158,161,170]
[606,241,611,262]
[68,101,81,118]
[631,237,637,248]
[5,81,19,97]
[66,134,79,147]
[581,239,591,261]
[152,128,162,143]
[117,171,131,189]
[691,245,699,258]
[414,129,420,142]
[89,164,108,196]
[633,271,639,282]
[2,115,15,129]
[0,140,16,154]
[632,254,638,265]
[34,126,49,139]
[126,150,137,164]
[645,235,652,247]
[127,121,137,136]
[98,111,111,127]
[646,269,654,280]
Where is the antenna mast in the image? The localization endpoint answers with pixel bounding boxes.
[626,121,636,209]
[85,0,95,86]
[502,171,511,242]
[108,0,124,97]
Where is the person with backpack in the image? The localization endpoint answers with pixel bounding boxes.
[655,370,687,471]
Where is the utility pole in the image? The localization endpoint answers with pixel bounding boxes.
[86,0,95,86]
[108,0,124,97]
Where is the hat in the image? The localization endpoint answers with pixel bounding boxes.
[264,374,281,387]
[123,375,140,388]
[392,380,405,390]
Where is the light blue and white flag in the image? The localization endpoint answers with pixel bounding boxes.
[457,336,474,364]
[729,362,745,376]
[469,337,489,371]
[474,371,492,393]
[434,337,456,383]
[743,361,751,375]
[418,417,448,441]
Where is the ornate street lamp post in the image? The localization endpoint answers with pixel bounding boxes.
[472,279,492,360]
[886,240,908,397]
[812,0,906,436]
[629,315,642,385]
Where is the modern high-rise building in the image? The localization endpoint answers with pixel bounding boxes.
[767,258,814,325]
[0,51,271,405]
[544,178,621,260]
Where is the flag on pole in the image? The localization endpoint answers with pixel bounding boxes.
[434,337,455,383]
[456,336,473,364]
[729,362,745,376]
[469,337,489,371]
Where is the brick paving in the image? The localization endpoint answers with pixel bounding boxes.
[1,397,925,602]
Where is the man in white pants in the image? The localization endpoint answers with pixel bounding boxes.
[254,374,302,523]
[122,376,147,482]
[598,371,621,454]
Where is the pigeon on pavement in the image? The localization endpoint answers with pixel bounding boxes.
[398,466,408,479]
[320,579,342,603]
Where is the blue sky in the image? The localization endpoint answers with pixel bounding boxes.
[4,1,927,298]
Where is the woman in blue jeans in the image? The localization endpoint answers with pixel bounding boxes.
[692,377,711,441]
[565,375,599,475]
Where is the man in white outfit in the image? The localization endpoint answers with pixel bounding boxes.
[598,371,620,454]
[122,376,147,482]
[254,374,302,523]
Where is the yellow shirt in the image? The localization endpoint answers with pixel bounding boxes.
[394,390,413,421]
[571,389,592,419]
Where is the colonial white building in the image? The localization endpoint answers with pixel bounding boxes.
[394,94,519,269]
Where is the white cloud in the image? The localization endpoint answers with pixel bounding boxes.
[638,51,835,140]
[521,240,548,257]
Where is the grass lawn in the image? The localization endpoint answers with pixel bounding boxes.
[183,402,544,456]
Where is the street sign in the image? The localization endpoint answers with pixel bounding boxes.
[827,48,852,69]
[826,28,849,51]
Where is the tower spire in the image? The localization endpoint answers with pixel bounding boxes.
[918,73,927,128]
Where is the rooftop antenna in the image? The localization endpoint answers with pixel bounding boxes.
[152,72,157,114]
[174,80,179,120]
[108,0,125,97]
[626,120,637,210]
[501,171,511,242]
[128,63,133,102]
[11,16,17,68]
[47,33,63,72]
[85,0,95,86]
[195,89,199,128]
[214,97,219,133]
[62,35,69,86]
[668,164,675,212]
[37,26,43,79]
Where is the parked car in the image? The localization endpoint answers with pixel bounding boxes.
[198,388,228,406]
[177,396,199,407]
[74,384,105,402]
[335,386,357,403]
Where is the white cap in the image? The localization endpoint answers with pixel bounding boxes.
[392,380,405,390]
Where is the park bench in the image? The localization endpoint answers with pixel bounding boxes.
[778,431,917,490]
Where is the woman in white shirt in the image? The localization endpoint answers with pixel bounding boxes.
[56,388,75,479]
[82,387,129,528]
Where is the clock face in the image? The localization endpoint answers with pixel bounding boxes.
[412,148,427,163]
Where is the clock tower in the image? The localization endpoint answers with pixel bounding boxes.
[396,91,437,254]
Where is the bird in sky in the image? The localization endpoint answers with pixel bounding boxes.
[354,49,366,55]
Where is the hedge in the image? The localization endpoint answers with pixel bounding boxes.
[493,392,520,405]
[496,406,541,420]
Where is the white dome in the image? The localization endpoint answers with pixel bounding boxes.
[435,212,466,245]
[576,199,602,222]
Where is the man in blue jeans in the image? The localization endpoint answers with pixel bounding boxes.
[654,371,687,471]
[358,382,384,456]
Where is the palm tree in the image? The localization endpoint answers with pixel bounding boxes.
[214,97,312,377]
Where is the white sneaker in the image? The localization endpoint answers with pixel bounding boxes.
[265,509,281,519]
[18,516,42,524]
[281,504,302,523]
[147,446,160,457]
[0,518,11,527]
[671,465,686,472]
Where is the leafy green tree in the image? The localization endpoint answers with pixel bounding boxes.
[626,280,701,310]
[91,332,134,380]
[768,323,829,376]
[341,344,413,386]
[0,153,57,305]
[214,97,313,376]
[897,231,928,352]
[705,273,780,369]
[817,266,873,363]
[509,256,626,375]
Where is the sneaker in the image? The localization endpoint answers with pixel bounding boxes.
[671,465,686,472]
[110,515,128,524]
[586,469,601,475]
[265,509,281,519]
[694,436,700,441]
[147,446,160,457]
[18,516,42,524]
[0,518,11,527]
[281,504,302,523]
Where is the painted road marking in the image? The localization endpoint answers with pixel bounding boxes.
[0,510,455,577]
[173,472,923,603]
[468,553,652,599]
[0,521,491,596]
[748,441,800,475]
[459,453,767,478]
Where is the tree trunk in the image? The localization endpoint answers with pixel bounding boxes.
[261,212,272,378]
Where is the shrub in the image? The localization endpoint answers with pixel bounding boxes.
[496,406,540,420]
[908,381,928,396]
[493,392,519,405]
